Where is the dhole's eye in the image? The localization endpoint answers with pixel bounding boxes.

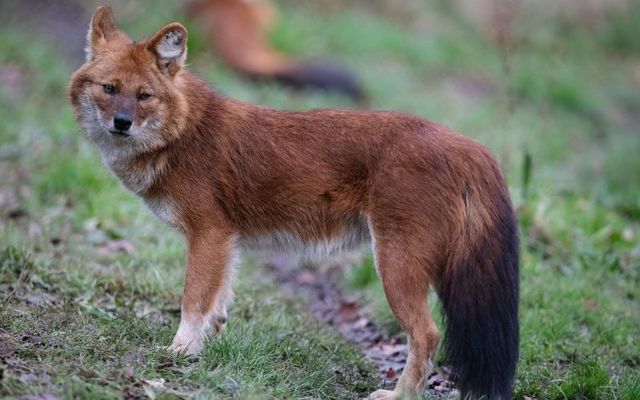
[102,84,116,95]
[137,92,151,101]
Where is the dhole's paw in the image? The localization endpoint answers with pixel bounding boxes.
[169,314,228,355]
[168,335,204,355]
[168,322,207,356]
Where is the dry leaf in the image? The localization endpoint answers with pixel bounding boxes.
[141,378,168,399]
[385,367,396,380]
[0,330,18,358]
[353,317,369,329]
[381,343,406,357]
[296,271,316,284]
[338,301,359,322]
[97,240,134,256]
[23,395,59,400]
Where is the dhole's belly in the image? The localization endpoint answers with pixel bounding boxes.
[142,192,371,260]
[239,213,370,260]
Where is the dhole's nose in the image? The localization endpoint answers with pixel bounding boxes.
[113,113,133,131]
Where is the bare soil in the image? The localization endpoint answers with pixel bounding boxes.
[263,253,457,398]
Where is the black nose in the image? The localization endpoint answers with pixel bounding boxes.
[113,113,133,131]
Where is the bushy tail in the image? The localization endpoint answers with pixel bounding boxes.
[440,187,519,399]
[272,61,366,102]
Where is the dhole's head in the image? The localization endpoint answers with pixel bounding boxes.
[69,6,189,155]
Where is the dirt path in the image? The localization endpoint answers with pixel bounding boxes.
[263,253,456,398]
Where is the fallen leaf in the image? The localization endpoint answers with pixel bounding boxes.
[0,330,18,358]
[338,300,359,322]
[385,368,396,380]
[97,240,134,256]
[353,317,369,329]
[380,343,406,357]
[124,365,135,381]
[141,378,168,400]
[23,395,59,400]
[296,271,316,284]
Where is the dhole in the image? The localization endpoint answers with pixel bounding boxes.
[69,6,519,399]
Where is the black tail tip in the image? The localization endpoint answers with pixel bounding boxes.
[273,61,367,102]
[440,194,520,399]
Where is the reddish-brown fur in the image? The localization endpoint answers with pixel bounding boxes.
[185,0,290,76]
[184,0,365,100]
[69,7,519,399]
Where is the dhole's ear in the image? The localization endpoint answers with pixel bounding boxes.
[146,23,188,76]
[86,6,120,62]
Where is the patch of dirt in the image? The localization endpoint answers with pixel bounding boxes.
[23,395,59,400]
[0,328,19,359]
[0,328,59,397]
[263,253,456,397]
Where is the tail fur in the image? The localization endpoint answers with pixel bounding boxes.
[272,61,366,102]
[440,184,519,399]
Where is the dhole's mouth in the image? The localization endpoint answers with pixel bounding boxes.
[109,130,131,138]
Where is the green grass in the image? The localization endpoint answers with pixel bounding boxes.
[1,0,639,399]
[0,246,374,399]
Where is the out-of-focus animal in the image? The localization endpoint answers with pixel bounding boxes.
[185,0,366,101]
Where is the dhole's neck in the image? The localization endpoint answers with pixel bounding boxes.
[105,72,228,196]
[105,151,170,196]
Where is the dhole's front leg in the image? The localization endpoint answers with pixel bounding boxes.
[169,228,236,355]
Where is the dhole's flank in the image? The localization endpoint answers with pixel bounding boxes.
[69,7,519,399]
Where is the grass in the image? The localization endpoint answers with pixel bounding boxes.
[0,246,374,399]
[1,0,639,399]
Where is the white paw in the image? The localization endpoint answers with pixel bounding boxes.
[168,333,205,355]
[168,313,227,355]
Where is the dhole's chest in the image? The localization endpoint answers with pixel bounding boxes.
[143,196,180,229]
[101,154,180,229]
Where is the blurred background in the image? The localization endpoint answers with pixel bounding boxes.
[0,1,639,399]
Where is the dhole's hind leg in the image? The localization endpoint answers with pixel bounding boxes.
[368,234,441,400]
